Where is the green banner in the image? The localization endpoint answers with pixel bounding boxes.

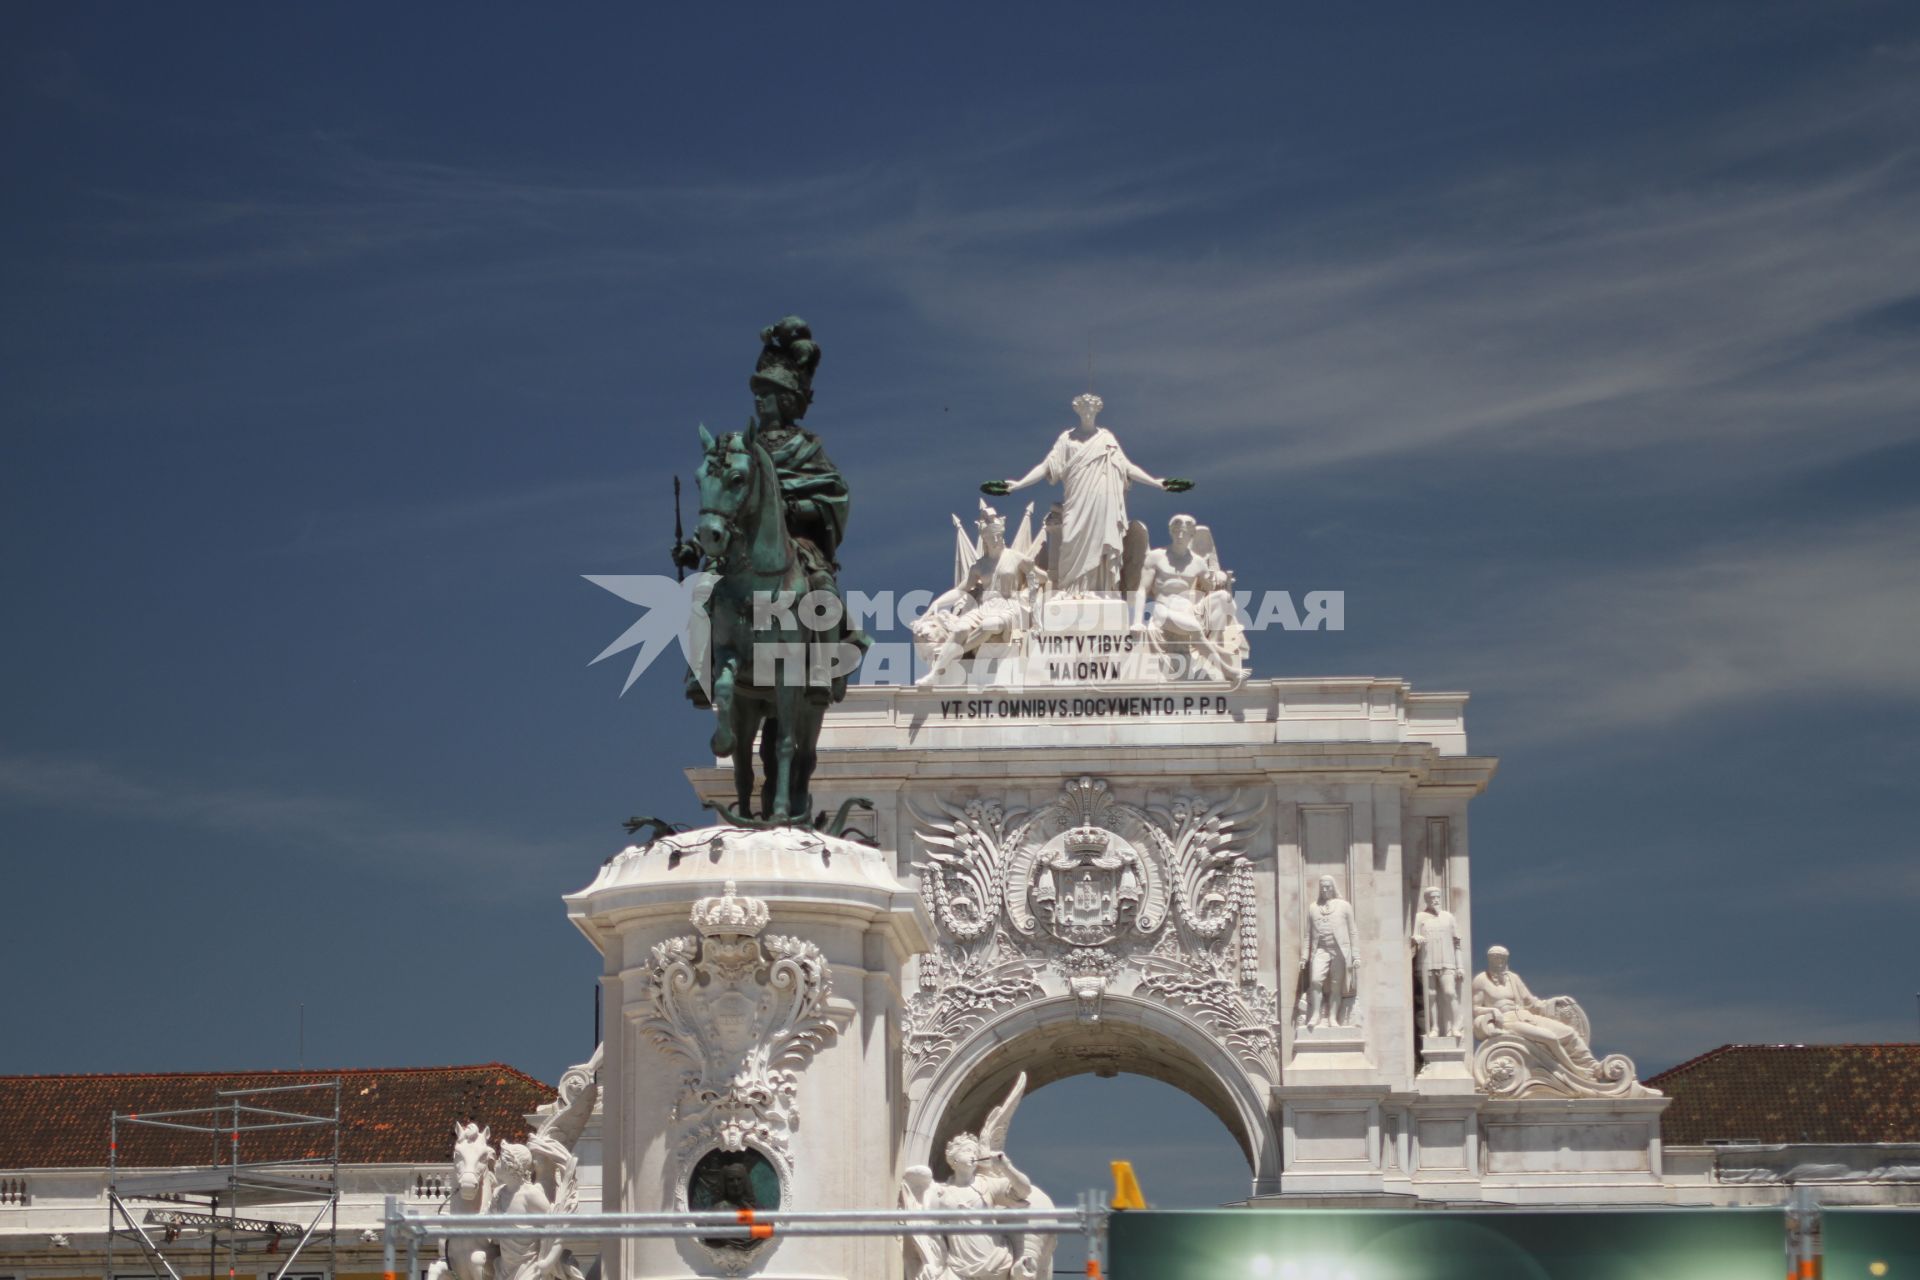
[1829,1209,1920,1276]
[1109,1208,1807,1279]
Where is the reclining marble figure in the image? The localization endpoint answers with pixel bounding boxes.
[913,502,1049,685]
[1471,946,1655,1099]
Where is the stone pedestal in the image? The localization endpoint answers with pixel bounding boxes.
[1417,1035,1472,1084]
[1478,1097,1669,1201]
[566,827,931,1280]
[1291,1028,1371,1066]
[1278,1085,1388,1194]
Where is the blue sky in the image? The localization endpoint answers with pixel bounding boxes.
[4,3,1919,1205]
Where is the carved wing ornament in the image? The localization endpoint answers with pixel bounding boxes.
[1145,794,1266,941]
[638,937,705,1074]
[1548,994,1593,1046]
[909,796,1031,945]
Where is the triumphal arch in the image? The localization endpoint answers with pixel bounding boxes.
[665,389,1662,1209]
[691,670,1518,1202]
[547,334,1665,1277]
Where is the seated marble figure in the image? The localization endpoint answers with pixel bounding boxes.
[1131,514,1248,682]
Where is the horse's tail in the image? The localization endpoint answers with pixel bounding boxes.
[823,796,875,837]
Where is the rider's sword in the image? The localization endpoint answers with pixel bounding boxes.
[672,475,684,583]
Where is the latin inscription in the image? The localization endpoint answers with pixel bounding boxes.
[937,694,1230,720]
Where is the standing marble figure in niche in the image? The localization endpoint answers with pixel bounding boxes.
[982,393,1192,595]
[1411,885,1463,1038]
[1300,874,1359,1030]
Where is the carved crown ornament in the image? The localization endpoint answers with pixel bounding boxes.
[906,776,1279,1085]
[691,879,772,938]
[636,885,837,1273]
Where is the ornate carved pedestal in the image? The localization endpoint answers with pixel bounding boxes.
[566,827,931,1279]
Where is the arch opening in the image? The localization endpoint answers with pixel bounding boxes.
[1014,1073,1254,1209]
[906,994,1282,1197]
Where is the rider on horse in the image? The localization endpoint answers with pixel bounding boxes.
[674,320,868,706]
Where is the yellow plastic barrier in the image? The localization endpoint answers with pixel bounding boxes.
[1110,1160,1146,1211]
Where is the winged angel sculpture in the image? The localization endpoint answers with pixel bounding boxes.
[912,501,1049,685]
[426,1047,601,1280]
[901,1073,1054,1280]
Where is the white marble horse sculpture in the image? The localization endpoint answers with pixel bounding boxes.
[426,1123,496,1280]
[423,1049,603,1280]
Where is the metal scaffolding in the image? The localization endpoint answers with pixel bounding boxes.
[382,1193,1113,1279]
[108,1080,341,1280]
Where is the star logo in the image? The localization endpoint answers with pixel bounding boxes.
[583,573,713,696]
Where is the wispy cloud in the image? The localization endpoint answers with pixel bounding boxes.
[0,751,575,900]
[48,43,1918,498]
[1433,506,1920,737]
[862,118,1920,485]
[268,474,642,557]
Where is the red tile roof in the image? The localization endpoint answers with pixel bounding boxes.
[1649,1044,1920,1145]
[0,1066,555,1170]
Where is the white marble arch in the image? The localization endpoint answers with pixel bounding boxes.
[904,993,1284,1199]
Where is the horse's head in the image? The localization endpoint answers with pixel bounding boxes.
[694,424,785,573]
[695,424,753,561]
[449,1122,494,1204]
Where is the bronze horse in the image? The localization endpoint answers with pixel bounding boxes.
[691,424,831,826]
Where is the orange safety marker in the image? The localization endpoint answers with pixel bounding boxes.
[734,1208,773,1240]
[1085,1261,1102,1278]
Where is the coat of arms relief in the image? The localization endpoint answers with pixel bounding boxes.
[635,881,839,1271]
[906,776,1280,1084]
